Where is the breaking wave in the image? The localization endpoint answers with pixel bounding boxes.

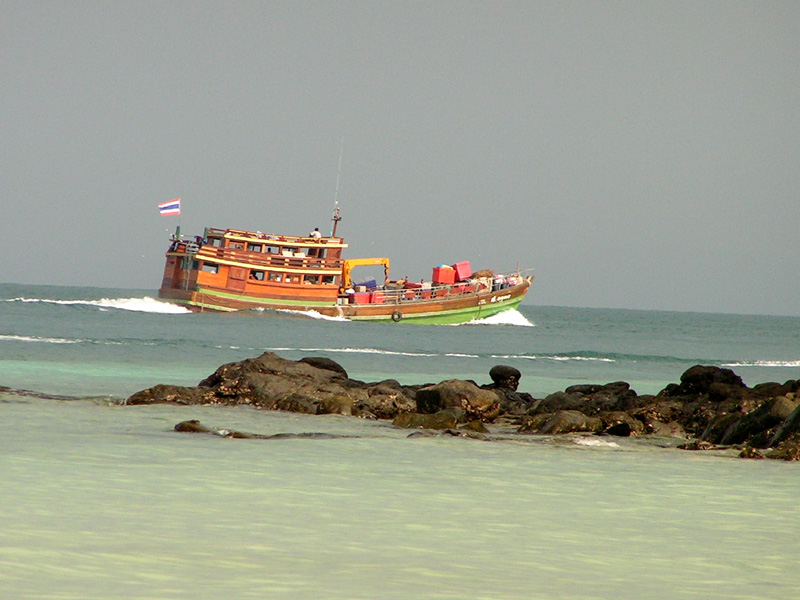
[272,309,349,322]
[721,360,800,368]
[269,346,440,358]
[461,309,534,327]
[0,334,82,344]
[4,296,190,314]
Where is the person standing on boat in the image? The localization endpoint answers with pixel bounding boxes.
[309,227,322,240]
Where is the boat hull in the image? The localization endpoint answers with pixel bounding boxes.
[159,278,531,324]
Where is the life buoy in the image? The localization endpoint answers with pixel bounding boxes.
[391,310,402,322]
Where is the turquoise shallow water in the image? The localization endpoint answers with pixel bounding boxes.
[2,284,800,598]
[2,399,799,600]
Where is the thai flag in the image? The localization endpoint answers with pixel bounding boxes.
[158,198,181,216]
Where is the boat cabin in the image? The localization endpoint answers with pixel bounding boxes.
[161,228,349,305]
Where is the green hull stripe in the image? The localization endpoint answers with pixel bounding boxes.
[169,286,525,324]
[348,297,524,324]
[196,287,336,308]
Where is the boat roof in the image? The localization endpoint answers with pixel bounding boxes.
[206,227,348,249]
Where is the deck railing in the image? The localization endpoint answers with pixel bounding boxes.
[183,245,344,272]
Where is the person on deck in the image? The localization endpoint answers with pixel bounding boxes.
[309,227,322,240]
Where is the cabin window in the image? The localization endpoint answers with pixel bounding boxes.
[209,237,223,248]
[286,274,300,284]
[250,270,265,281]
[264,246,276,254]
[322,275,337,285]
[247,243,262,252]
[304,275,321,285]
[267,272,282,282]
[229,242,244,250]
[201,263,219,274]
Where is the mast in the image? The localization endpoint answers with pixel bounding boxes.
[331,136,344,237]
[331,205,342,238]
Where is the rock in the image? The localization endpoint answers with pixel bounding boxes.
[738,446,765,460]
[517,413,552,434]
[392,410,460,430]
[700,413,742,444]
[641,418,687,438]
[274,393,317,414]
[459,420,490,433]
[488,365,521,391]
[533,382,639,417]
[126,384,216,405]
[766,434,800,461]
[719,395,799,446]
[316,394,354,416]
[677,440,717,451]
[493,389,536,416]
[358,381,417,419]
[662,365,746,397]
[415,380,500,421]
[407,428,488,441]
[298,356,349,378]
[174,420,355,441]
[769,400,800,447]
[537,410,603,435]
[600,411,645,437]
[175,419,216,433]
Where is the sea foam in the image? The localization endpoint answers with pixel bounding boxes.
[5,296,190,314]
[463,309,534,327]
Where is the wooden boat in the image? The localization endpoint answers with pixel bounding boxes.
[157,214,532,324]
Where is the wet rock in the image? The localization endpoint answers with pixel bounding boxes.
[769,399,800,447]
[359,381,417,419]
[738,446,765,460]
[765,434,800,461]
[407,428,488,441]
[392,409,460,430]
[459,420,490,433]
[600,411,645,437]
[641,418,687,438]
[719,395,799,446]
[316,394,354,416]
[274,393,317,414]
[126,384,216,405]
[174,420,355,441]
[517,413,552,434]
[415,380,500,421]
[537,410,603,435]
[677,440,717,451]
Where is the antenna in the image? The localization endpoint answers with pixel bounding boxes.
[331,136,344,237]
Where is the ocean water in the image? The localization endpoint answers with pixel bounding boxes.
[2,284,800,599]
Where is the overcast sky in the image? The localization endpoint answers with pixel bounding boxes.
[2,2,798,316]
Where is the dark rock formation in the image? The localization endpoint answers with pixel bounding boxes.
[126,356,800,461]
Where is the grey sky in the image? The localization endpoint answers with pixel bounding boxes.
[2,2,798,316]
